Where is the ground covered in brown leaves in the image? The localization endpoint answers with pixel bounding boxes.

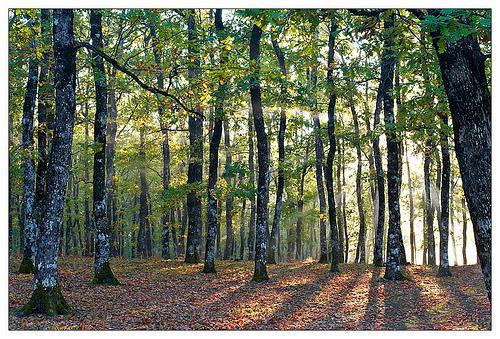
[8,255,491,330]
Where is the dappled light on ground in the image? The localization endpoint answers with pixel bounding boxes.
[8,256,490,330]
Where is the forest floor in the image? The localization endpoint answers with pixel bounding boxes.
[8,255,491,330]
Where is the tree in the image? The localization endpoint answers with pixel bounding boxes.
[324,19,341,272]
[268,37,287,265]
[185,9,204,263]
[18,12,39,274]
[90,9,119,285]
[203,8,225,273]
[21,9,75,315]
[382,14,405,281]
[249,23,269,282]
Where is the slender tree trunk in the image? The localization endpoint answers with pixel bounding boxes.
[382,15,404,281]
[324,20,341,271]
[404,139,416,263]
[83,102,92,256]
[19,14,39,274]
[90,10,118,285]
[372,35,386,268]
[450,168,458,266]
[430,21,491,300]
[21,10,74,315]
[336,151,344,263]
[65,172,73,256]
[247,102,256,261]
[137,129,149,259]
[268,38,287,265]
[106,26,122,258]
[296,142,310,261]
[223,118,234,259]
[341,140,348,262]
[462,197,467,265]
[350,100,366,264]
[239,197,247,260]
[438,113,452,276]
[249,24,269,281]
[203,9,225,273]
[424,139,436,266]
[185,10,203,263]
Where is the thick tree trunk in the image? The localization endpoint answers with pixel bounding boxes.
[19,14,39,274]
[430,23,491,300]
[185,10,203,263]
[424,139,436,266]
[324,21,341,271]
[268,38,287,265]
[21,10,75,315]
[90,10,119,285]
[203,9,225,273]
[382,15,404,281]
[249,24,269,281]
[350,100,366,264]
[438,113,452,277]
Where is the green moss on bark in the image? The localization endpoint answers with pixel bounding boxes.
[18,256,34,274]
[92,262,120,285]
[19,285,70,316]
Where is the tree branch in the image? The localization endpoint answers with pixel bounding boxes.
[76,41,205,119]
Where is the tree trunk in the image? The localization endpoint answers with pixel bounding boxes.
[350,99,366,264]
[21,10,74,315]
[438,112,452,277]
[462,197,467,265]
[430,21,491,300]
[106,25,122,258]
[18,14,39,274]
[449,167,458,266]
[324,20,341,271]
[296,142,310,261]
[249,24,269,281]
[65,172,73,256]
[336,150,344,263]
[247,102,256,261]
[203,9,225,273]
[223,118,234,259]
[90,10,119,285]
[382,15,404,281]
[372,32,386,268]
[404,139,416,263]
[137,129,149,259]
[83,102,92,256]
[268,38,287,265]
[424,139,436,266]
[185,10,203,263]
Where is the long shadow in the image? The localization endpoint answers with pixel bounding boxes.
[360,266,382,329]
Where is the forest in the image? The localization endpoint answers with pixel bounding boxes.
[8,8,491,330]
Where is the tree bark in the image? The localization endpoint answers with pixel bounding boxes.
[203,9,225,273]
[268,38,287,265]
[429,19,491,300]
[19,13,39,274]
[438,112,452,277]
[372,30,387,268]
[382,15,404,281]
[424,139,436,266]
[83,102,92,256]
[90,10,119,285]
[21,10,75,315]
[324,20,341,271]
[404,139,416,263]
[223,118,234,259]
[137,129,149,259]
[462,197,467,265]
[296,141,310,261]
[185,9,203,263]
[350,99,366,264]
[249,24,269,281]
